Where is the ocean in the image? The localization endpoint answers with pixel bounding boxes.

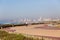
[0,21,18,24]
[0,21,25,24]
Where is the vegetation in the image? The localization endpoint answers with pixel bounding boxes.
[0,30,39,40]
[0,21,60,29]
[0,24,29,28]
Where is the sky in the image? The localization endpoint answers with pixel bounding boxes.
[0,0,60,20]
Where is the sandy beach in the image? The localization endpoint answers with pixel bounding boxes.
[3,24,60,39]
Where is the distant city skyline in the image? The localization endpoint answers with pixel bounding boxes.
[0,17,60,24]
[0,0,60,20]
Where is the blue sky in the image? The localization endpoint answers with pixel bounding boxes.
[0,0,60,20]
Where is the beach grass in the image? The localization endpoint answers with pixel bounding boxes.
[0,30,40,40]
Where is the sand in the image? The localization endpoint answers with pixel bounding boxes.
[3,24,60,39]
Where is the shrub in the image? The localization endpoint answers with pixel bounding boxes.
[0,30,37,40]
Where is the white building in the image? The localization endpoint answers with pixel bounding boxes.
[52,19,60,21]
[38,17,42,22]
[43,18,52,21]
